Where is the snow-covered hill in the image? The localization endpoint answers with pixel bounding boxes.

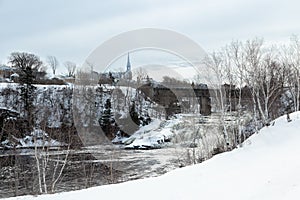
[5,112,300,200]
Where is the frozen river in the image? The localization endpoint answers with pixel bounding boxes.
[0,113,242,198]
[0,145,189,198]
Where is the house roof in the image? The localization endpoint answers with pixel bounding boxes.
[10,73,19,77]
[0,65,14,71]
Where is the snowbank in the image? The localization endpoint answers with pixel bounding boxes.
[5,112,300,200]
[17,129,64,148]
[122,118,180,149]
[1,129,65,149]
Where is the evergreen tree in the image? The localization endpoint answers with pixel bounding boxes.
[99,99,113,137]
[95,86,103,119]
[60,87,73,127]
[130,102,140,126]
[9,52,42,129]
[108,72,115,85]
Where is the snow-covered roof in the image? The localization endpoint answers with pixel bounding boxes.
[0,65,14,71]
[10,73,19,77]
[0,106,19,115]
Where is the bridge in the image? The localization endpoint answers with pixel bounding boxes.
[138,82,211,117]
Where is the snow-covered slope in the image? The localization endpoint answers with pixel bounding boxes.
[5,112,300,200]
[122,118,178,149]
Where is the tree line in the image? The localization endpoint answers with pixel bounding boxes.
[3,52,78,80]
[200,36,300,150]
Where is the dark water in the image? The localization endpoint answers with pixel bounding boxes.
[0,146,181,199]
[0,150,117,198]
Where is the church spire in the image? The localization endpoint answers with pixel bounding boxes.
[125,53,132,80]
[126,53,131,72]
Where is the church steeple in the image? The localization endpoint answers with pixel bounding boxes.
[126,53,131,73]
[125,53,132,80]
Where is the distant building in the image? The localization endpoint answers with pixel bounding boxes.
[91,71,100,82]
[0,65,49,83]
[33,70,47,80]
[98,53,132,85]
[10,73,19,82]
[0,65,14,80]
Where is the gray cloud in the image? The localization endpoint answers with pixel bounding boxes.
[1,0,300,74]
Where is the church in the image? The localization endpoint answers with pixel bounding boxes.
[98,53,132,85]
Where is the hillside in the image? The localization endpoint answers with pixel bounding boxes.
[5,112,300,200]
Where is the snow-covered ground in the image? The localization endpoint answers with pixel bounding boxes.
[1,129,65,149]
[5,112,300,200]
[17,129,64,148]
[120,118,178,149]
[117,113,239,155]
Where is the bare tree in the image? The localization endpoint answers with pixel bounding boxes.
[50,146,70,193]
[47,56,59,75]
[227,41,248,144]
[84,61,99,84]
[64,61,76,77]
[133,67,148,85]
[281,35,300,112]
[203,51,230,150]
[243,39,284,125]
[243,38,265,128]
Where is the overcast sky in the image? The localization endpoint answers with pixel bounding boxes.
[1,0,300,74]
